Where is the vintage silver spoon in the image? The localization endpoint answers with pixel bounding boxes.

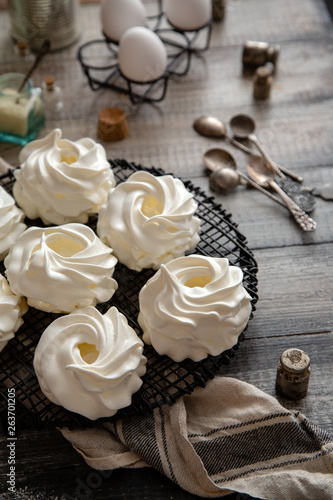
[312,184,333,201]
[204,148,244,191]
[229,113,286,178]
[246,154,317,231]
[203,148,287,208]
[193,115,303,183]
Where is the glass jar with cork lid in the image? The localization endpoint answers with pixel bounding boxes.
[42,76,63,117]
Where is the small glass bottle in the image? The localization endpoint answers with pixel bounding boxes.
[42,76,63,117]
[0,73,45,146]
[13,41,35,74]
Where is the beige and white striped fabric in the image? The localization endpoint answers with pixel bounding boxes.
[61,377,333,500]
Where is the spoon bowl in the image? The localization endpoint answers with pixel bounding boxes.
[203,148,239,191]
[246,154,275,186]
[203,148,237,172]
[229,112,282,178]
[246,154,317,231]
[210,168,240,192]
[193,116,227,138]
[203,148,288,206]
[194,114,303,183]
[229,114,255,139]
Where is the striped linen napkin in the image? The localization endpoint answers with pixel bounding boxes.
[61,377,333,500]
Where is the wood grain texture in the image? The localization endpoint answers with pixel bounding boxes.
[0,0,332,499]
[0,428,251,499]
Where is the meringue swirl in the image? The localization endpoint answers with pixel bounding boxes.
[138,255,252,362]
[0,274,28,352]
[4,223,118,313]
[97,171,200,271]
[0,185,26,260]
[34,306,147,420]
[13,128,115,225]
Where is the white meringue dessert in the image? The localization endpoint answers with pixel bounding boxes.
[138,255,252,362]
[4,223,118,313]
[97,171,200,271]
[13,128,115,225]
[0,274,28,352]
[0,185,26,260]
[34,306,147,420]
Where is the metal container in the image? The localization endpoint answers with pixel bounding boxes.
[275,348,311,400]
[253,65,273,100]
[212,0,226,21]
[8,0,80,51]
[242,40,280,69]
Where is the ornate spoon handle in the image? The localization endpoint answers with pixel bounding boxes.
[271,181,317,231]
[289,205,317,231]
[249,134,284,178]
[227,135,303,183]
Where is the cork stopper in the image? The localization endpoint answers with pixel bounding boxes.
[275,348,311,400]
[97,107,129,142]
[17,41,29,56]
[44,76,55,91]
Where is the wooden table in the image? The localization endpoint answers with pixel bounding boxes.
[0,0,332,498]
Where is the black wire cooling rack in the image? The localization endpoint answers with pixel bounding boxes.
[0,160,258,432]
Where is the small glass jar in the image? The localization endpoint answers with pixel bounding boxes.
[0,73,45,146]
[13,42,35,74]
[42,76,64,117]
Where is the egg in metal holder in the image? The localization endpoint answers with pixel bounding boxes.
[163,0,213,52]
[117,25,197,104]
[101,0,148,43]
[77,0,212,103]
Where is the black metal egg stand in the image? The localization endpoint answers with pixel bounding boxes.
[77,6,212,104]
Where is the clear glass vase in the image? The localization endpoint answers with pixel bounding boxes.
[0,73,45,146]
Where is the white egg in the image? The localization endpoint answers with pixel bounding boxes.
[164,0,212,31]
[101,0,147,42]
[118,27,168,83]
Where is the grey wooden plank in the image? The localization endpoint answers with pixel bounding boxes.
[209,0,333,45]
[192,173,333,247]
[247,243,333,338]
[0,430,212,499]
[218,333,333,435]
